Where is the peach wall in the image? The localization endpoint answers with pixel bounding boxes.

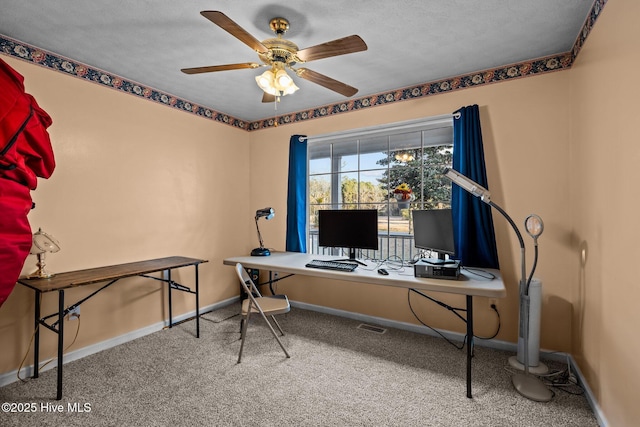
[0,56,253,374]
[248,72,574,350]
[569,0,640,425]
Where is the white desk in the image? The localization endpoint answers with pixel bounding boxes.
[223,252,506,398]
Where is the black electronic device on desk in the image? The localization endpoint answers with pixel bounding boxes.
[317,209,378,266]
[305,259,358,272]
[414,258,460,280]
[412,209,461,279]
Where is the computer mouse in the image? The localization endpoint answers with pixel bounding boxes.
[377,268,389,275]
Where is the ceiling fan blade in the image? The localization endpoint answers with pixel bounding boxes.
[296,35,367,62]
[295,68,358,97]
[200,11,268,53]
[181,63,261,74]
[262,93,276,103]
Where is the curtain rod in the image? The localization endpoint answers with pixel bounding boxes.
[299,113,459,143]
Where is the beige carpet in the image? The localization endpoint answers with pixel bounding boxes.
[0,304,598,426]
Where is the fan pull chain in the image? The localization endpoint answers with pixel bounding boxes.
[273,95,280,127]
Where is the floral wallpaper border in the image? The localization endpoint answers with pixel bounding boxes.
[0,37,249,130]
[0,0,606,132]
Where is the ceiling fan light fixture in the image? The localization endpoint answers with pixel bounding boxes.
[256,67,298,96]
[275,69,292,87]
[256,70,276,94]
[279,78,299,95]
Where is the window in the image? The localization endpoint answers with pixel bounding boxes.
[307,116,454,263]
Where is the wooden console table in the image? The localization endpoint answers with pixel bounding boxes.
[17,256,208,400]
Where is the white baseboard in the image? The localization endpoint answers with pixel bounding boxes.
[0,296,240,388]
[564,353,608,427]
[290,300,608,427]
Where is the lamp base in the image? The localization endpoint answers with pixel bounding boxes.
[251,247,271,256]
[27,267,55,279]
[508,355,549,375]
[512,372,553,402]
[27,253,55,279]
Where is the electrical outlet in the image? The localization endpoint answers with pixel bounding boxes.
[68,306,80,320]
[250,269,259,283]
[273,271,280,280]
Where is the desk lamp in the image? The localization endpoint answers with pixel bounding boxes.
[251,207,275,256]
[443,168,552,402]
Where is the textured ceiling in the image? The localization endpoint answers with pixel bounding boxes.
[1,1,595,124]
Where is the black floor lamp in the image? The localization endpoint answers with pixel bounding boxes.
[444,168,552,402]
[251,207,274,256]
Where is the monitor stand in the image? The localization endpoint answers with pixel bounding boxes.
[331,248,368,266]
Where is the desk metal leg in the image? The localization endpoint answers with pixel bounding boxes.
[168,269,173,328]
[466,295,473,398]
[195,264,200,338]
[33,290,41,379]
[160,266,200,336]
[56,289,64,400]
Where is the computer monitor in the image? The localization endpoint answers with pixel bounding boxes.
[412,209,456,262]
[318,209,379,265]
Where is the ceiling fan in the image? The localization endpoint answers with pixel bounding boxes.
[181,11,368,103]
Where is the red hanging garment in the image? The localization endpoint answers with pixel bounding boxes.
[0,58,55,307]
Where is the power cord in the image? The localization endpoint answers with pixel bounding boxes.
[473,303,501,340]
[407,288,501,347]
[356,255,407,273]
[503,354,585,396]
[407,289,466,350]
[541,354,586,395]
[461,266,496,280]
[17,307,82,382]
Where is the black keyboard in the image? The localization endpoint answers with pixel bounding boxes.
[305,259,358,272]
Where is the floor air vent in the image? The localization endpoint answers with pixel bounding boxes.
[357,323,387,334]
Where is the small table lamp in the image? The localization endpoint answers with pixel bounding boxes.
[251,207,274,256]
